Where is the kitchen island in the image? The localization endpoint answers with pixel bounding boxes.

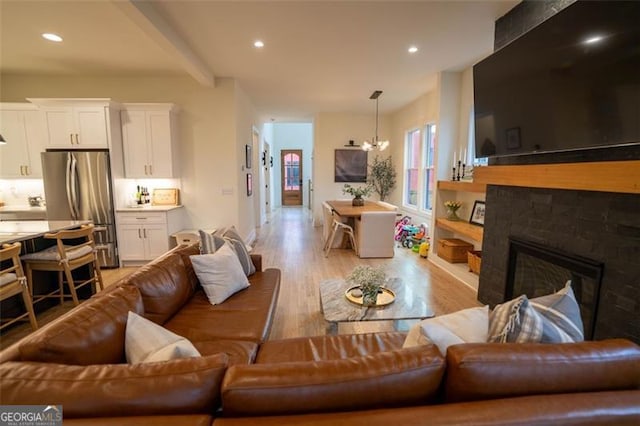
[0,220,95,329]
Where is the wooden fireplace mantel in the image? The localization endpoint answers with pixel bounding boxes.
[473,160,640,194]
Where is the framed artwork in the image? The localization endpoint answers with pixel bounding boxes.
[506,127,521,150]
[246,173,253,196]
[245,144,252,169]
[334,149,367,182]
[470,200,486,226]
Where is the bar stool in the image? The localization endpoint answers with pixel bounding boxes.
[0,242,38,331]
[22,224,104,306]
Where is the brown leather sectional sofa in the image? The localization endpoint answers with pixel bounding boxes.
[1,243,639,425]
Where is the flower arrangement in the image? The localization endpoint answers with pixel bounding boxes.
[346,265,387,306]
[342,184,372,198]
[444,200,462,221]
[444,200,462,210]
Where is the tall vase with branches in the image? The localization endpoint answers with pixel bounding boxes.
[368,155,397,201]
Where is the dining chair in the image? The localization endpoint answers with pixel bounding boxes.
[0,242,38,331]
[22,224,104,306]
[356,211,397,258]
[322,202,357,257]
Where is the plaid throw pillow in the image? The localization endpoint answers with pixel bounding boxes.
[488,281,584,343]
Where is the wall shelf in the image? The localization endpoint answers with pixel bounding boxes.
[435,218,484,242]
[437,180,487,193]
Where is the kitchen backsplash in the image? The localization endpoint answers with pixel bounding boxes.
[0,179,45,206]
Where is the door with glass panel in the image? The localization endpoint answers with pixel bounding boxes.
[281,150,302,206]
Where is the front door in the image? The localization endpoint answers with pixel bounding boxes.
[281,150,302,206]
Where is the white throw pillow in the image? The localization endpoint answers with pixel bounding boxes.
[190,243,250,305]
[403,306,489,356]
[125,311,201,364]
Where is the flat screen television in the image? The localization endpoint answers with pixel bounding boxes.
[474,1,640,159]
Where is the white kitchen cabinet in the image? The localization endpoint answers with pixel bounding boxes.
[116,207,183,266]
[0,104,48,178]
[27,99,119,149]
[121,104,178,178]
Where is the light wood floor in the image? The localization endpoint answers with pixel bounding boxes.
[0,206,480,349]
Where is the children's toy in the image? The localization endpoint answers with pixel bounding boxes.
[394,216,412,242]
[419,240,430,258]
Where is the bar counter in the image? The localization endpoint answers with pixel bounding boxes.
[0,220,92,245]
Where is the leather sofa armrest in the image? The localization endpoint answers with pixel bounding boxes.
[445,339,640,402]
[250,254,262,272]
[0,354,228,418]
[221,345,444,417]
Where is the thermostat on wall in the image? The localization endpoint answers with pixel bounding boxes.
[152,188,180,206]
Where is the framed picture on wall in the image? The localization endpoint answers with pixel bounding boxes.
[246,173,253,196]
[335,149,367,182]
[245,144,252,169]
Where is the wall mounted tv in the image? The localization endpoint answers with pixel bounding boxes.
[474,1,640,159]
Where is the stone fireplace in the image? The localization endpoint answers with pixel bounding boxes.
[478,185,639,343]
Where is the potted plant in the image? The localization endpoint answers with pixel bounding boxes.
[342,184,371,206]
[346,265,387,306]
[368,155,397,201]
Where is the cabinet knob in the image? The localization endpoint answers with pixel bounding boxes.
[149,164,152,175]
[138,229,142,239]
[75,133,80,144]
[70,134,74,145]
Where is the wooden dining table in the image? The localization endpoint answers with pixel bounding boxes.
[325,200,397,253]
[325,200,396,218]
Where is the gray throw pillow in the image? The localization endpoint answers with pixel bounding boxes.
[488,281,584,343]
[214,226,256,276]
[199,229,225,254]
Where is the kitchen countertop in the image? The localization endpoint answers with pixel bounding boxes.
[0,220,92,245]
[0,205,47,213]
[116,205,183,212]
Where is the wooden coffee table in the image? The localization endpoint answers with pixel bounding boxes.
[319,277,433,334]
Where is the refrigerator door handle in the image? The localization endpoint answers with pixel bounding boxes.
[65,153,77,220]
[70,154,81,220]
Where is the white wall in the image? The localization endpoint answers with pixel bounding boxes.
[311,112,390,225]
[0,74,260,241]
[271,123,313,208]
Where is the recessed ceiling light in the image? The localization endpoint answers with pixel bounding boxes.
[408,46,418,54]
[584,35,603,44]
[42,33,63,42]
[254,40,264,48]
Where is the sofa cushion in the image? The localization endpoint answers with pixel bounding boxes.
[255,332,407,364]
[125,312,200,364]
[221,345,445,417]
[445,339,640,403]
[0,354,228,418]
[164,269,280,344]
[488,281,583,343]
[18,284,144,365]
[211,390,640,426]
[63,415,213,426]
[193,340,259,366]
[403,306,488,355]
[190,244,250,305]
[123,248,196,325]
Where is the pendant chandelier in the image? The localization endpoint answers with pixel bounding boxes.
[362,90,389,152]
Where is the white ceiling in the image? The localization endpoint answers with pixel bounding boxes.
[0,0,518,121]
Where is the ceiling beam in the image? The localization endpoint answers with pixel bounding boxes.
[113,0,214,87]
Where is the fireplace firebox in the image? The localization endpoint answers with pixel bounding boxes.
[506,237,603,339]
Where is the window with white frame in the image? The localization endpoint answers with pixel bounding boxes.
[423,124,437,211]
[404,129,421,207]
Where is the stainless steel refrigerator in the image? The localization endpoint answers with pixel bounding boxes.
[41,150,119,267]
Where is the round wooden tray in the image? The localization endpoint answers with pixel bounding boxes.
[345,286,396,307]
